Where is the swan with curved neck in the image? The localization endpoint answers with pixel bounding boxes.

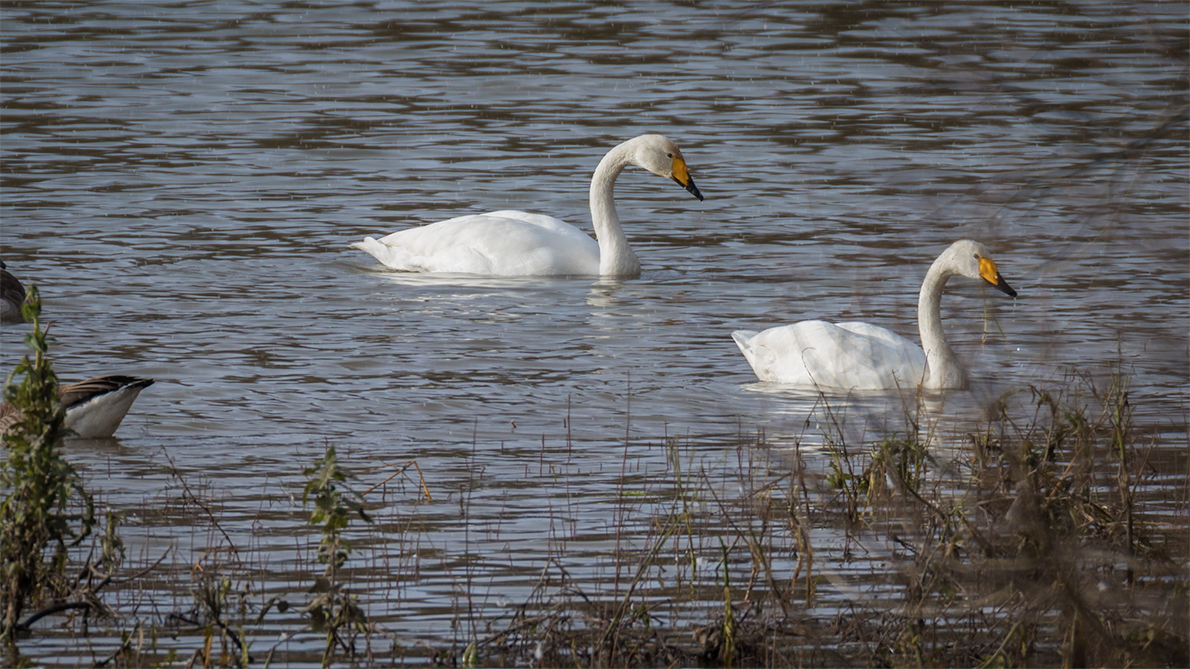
[352,134,703,277]
[732,240,1017,391]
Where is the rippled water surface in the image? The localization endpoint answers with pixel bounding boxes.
[2,1,1186,665]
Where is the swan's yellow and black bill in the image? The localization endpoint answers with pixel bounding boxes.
[671,157,704,201]
[978,256,1017,298]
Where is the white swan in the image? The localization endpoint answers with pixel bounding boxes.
[1,375,155,439]
[732,240,1017,391]
[352,134,703,277]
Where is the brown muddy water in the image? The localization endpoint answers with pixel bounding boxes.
[1,1,1186,666]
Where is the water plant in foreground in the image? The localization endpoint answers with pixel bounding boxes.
[302,444,373,667]
[2,365,1184,668]
[0,288,96,641]
[404,377,1186,668]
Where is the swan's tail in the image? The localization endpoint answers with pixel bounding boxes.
[731,330,759,354]
[731,330,761,365]
[353,237,411,270]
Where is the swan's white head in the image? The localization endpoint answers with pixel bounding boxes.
[625,134,704,201]
[939,239,1017,297]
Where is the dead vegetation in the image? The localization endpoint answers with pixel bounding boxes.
[444,369,1187,668]
[2,365,1186,667]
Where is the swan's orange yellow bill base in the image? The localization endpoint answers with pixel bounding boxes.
[671,157,703,201]
[979,256,1017,297]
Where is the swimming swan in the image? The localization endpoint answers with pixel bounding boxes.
[1,375,155,439]
[352,134,703,277]
[732,240,1017,391]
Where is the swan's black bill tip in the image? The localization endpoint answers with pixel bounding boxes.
[987,277,1017,298]
[675,176,704,201]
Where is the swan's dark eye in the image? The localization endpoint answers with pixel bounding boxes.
[973,253,981,259]
[666,152,673,158]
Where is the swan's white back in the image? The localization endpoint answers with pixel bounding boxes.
[355,211,600,276]
[732,321,927,389]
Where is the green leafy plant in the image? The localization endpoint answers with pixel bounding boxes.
[301,445,372,667]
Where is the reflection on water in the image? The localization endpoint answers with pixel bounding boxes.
[1,0,1186,664]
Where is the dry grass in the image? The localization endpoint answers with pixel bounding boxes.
[454,371,1188,668]
[3,371,1186,668]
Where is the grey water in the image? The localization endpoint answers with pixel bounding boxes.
[1,1,1186,664]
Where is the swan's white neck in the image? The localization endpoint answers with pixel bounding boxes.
[589,141,641,277]
[917,256,966,390]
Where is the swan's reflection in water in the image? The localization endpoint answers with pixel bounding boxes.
[585,277,626,310]
[739,380,1015,459]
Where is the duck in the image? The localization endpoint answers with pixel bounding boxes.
[1,375,155,439]
[1,261,26,324]
[732,240,1017,391]
[353,134,703,278]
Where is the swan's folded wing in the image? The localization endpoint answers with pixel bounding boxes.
[833,322,927,389]
[359,212,601,276]
[790,321,887,388]
[734,321,926,390]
